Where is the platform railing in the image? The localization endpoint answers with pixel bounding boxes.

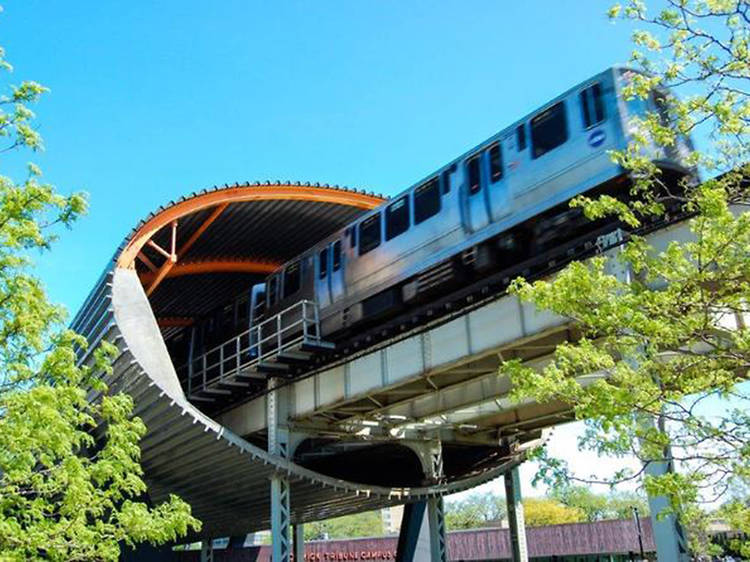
[179,300,322,398]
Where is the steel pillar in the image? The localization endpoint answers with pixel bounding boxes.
[504,466,528,562]
[228,535,247,549]
[645,416,690,562]
[200,539,214,562]
[396,501,429,562]
[427,497,447,562]
[294,524,305,562]
[268,377,291,562]
[395,441,447,562]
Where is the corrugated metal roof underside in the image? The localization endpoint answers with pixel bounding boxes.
[134,195,371,340]
[150,273,260,318]
[141,199,363,268]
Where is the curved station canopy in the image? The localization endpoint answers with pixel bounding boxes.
[117,181,384,339]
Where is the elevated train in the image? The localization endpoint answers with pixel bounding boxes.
[182,66,694,371]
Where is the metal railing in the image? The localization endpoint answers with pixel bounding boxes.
[179,300,322,398]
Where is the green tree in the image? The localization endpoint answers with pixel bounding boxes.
[445,491,507,530]
[522,498,586,527]
[604,491,651,521]
[304,511,384,540]
[0,17,200,562]
[549,487,610,522]
[503,0,749,557]
[550,486,650,522]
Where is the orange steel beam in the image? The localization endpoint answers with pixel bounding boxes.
[147,239,173,261]
[157,317,195,328]
[137,251,158,272]
[145,204,229,296]
[145,220,179,296]
[118,184,384,269]
[176,202,229,257]
[139,259,279,285]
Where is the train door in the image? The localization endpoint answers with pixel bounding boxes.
[329,239,345,303]
[266,274,279,310]
[316,246,332,308]
[486,142,512,221]
[462,151,492,233]
[249,284,265,328]
[248,283,265,356]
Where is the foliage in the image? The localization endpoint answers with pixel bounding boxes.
[717,498,750,559]
[0,16,200,562]
[445,491,506,530]
[446,488,646,530]
[304,510,384,541]
[550,486,650,522]
[503,0,750,557]
[522,498,586,527]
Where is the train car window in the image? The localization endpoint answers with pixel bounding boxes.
[467,155,481,194]
[441,170,450,194]
[592,83,604,123]
[318,247,328,279]
[580,83,605,128]
[268,275,278,305]
[347,225,357,249]
[300,256,310,285]
[385,195,410,241]
[516,124,527,151]
[254,296,265,316]
[440,164,455,194]
[581,89,591,127]
[531,102,568,159]
[488,144,503,182]
[332,240,342,271]
[236,296,249,326]
[358,213,381,255]
[222,304,233,328]
[414,178,441,224]
[283,261,301,297]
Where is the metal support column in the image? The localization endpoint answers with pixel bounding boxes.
[427,497,447,562]
[294,524,305,562]
[397,441,447,562]
[504,466,528,562]
[200,539,214,562]
[644,415,690,562]
[396,501,429,562]
[228,535,248,550]
[268,377,291,562]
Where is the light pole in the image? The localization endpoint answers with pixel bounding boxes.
[632,506,646,561]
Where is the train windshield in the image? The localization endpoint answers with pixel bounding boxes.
[617,68,652,120]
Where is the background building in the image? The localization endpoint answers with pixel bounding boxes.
[167,519,657,562]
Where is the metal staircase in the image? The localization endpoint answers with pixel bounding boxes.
[179,300,333,402]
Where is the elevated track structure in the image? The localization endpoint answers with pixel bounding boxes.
[72,181,715,562]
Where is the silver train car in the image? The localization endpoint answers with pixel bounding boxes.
[254,66,693,344]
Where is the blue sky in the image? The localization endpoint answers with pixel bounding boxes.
[2,2,650,498]
[1,0,637,312]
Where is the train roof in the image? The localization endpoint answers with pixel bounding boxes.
[277,65,644,267]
